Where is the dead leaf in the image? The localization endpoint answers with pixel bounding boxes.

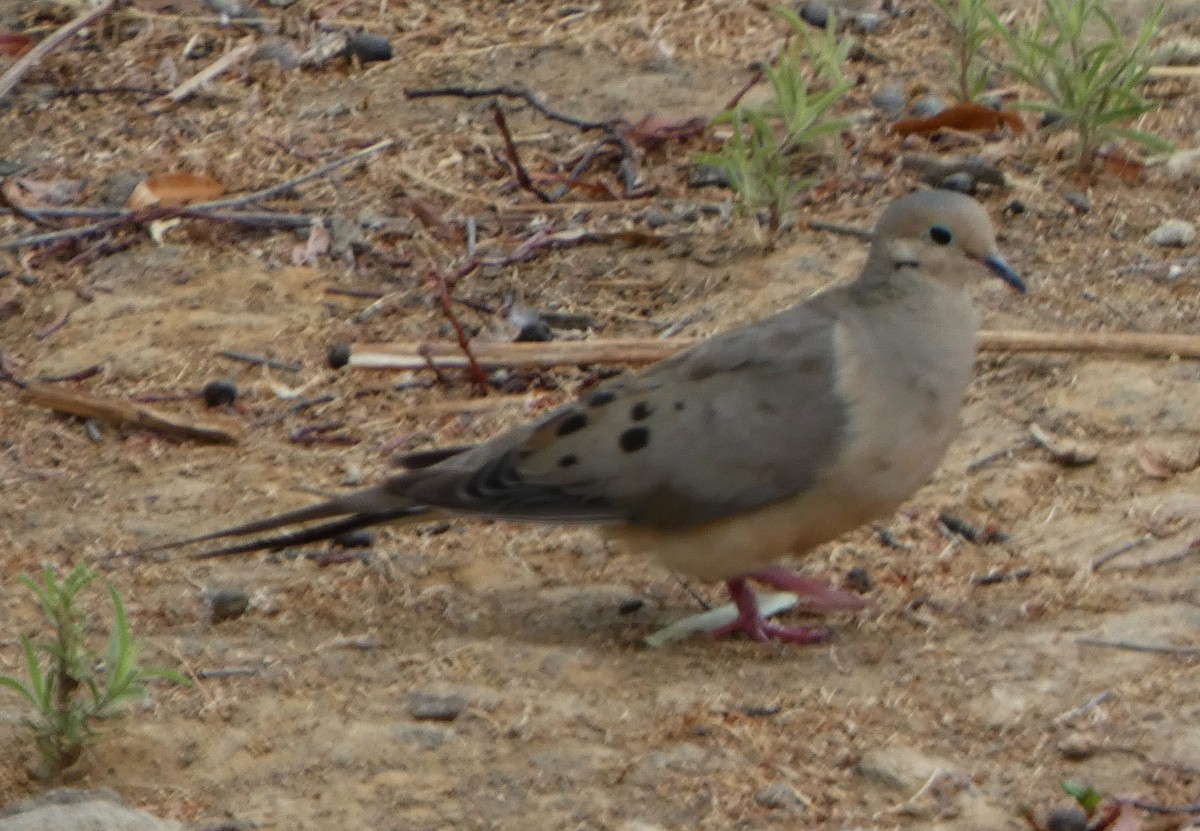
[1110,802,1143,831]
[624,114,707,150]
[1097,144,1145,184]
[292,217,331,266]
[1135,442,1178,480]
[1029,423,1099,467]
[894,102,1026,136]
[0,33,33,58]
[127,172,225,210]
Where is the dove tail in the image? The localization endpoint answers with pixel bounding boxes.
[122,487,428,558]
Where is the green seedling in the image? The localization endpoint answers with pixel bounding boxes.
[697,8,853,247]
[930,0,996,101]
[0,564,188,778]
[989,0,1172,169]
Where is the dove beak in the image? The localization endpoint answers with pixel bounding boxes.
[980,254,1026,294]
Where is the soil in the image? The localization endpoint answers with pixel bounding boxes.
[1,1,1198,829]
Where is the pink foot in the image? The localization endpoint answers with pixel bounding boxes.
[749,565,868,612]
[706,577,834,644]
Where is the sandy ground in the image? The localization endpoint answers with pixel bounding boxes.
[1,1,1199,828]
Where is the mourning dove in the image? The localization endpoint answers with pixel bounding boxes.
[143,189,1024,643]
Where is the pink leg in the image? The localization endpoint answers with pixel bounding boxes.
[749,566,868,612]
[707,577,833,644]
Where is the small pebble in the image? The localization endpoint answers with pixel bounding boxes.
[1004,199,1026,215]
[845,566,874,593]
[1062,191,1090,213]
[205,588,250,624]
[909,94,946,119]
[200,379,238,408]
[407,691,468,722]
[327,343,352,369]
[1045,805,1089,831]
[344,32,393,63]
[642,209,673,228]
[618,598,645,615]
[331,529,375,549]
[1148,219,1196,247]
[938,171,976,194]
[870,86,905,118]
[755,782,807,811]
[851,11,885,33]
[798,0,829,29]
[687,163,730,189]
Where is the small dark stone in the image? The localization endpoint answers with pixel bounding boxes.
[845,566,874,593]
[910,93,947,119]
[938,172,976,194]
[331,529,375,549]
[206,588,250,624]
[617,598,645,615]
[555,411,588,436]
[798,0,829,29]
[687,163,731,189]
[1004,199,1026,215]
[407,691,468,722]
[344,32,393,63]
[514,319,554,342]
[642,209,673,228]
[327,343,352,369]
[630,401,654,421]
[588,390,617,407]
[870,86,905,118]
[1040,111,1064,129]
[619,426,650,452]
[200,379,238,408]
[1045,805,1089,831]
[1062,190,1090,213]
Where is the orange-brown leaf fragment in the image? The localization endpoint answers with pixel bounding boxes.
[0,33,33,58]
[127,172,225,210]
[894,102,1026,136]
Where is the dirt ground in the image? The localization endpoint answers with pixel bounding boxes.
[1,0,1199,829]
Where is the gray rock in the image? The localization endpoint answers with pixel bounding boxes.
[407,690,468,721]
[0,789,181,831]
[910,94,947,119]
[1148,219,1196,247]
[755,782,808,810]
[870,86,905,117]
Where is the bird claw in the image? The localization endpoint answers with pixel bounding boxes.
[706,616,832,644]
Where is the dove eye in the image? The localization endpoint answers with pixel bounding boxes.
[929,225,953,245]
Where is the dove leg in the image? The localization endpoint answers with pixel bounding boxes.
[707,577,832,644]
[748,566,867,612]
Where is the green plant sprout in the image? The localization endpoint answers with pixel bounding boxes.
[989,0,1173,169]
[929,0,996,101]
[697,9,853,247]
[0,564,188,778]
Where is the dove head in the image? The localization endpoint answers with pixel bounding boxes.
[866,189,1025,294]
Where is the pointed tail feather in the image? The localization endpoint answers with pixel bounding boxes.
[123,485,429,558]
[190,507,428,559]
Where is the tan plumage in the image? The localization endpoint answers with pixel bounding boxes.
[140,189,1024,643]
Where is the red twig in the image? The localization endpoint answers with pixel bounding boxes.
[37,364,104,383]
[492,102,552,202]
[432,271,489,392]
[34,310,72,340]
[405,85,613,131]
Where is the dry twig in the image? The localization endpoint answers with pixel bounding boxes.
[0,0,119,102]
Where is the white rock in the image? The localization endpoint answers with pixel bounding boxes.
[1148,219,1196,247]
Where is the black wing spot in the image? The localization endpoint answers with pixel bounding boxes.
[588,390,617,407]
[555,411,589,436]
[558,454,579,468]
[674,400,685,411]
[619,427,650,453]
[630,401,654,421]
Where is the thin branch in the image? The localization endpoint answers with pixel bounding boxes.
[1077,638,1200,657]
[145,38,256,113]
[405,85,613,131]
[0,0,119,102]
[342,329,1200,371]
[431,271,489,391]
[491,102,552,202]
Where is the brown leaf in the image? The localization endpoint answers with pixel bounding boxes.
[127,172,225,210]
[1097,145,1145,184]
[894,102,1026,136]
[0,33,33,58]
[1110,802,1143,831]
[1134,441,1177,480]
[624,114,707,150]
